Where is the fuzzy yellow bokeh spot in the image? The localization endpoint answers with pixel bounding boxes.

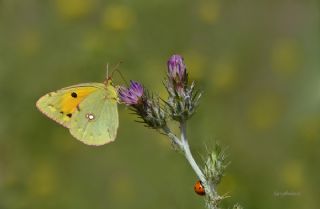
[198,0,220,24]
[248,93,283,130]
[102,5,136,31]
[55,0,96,19]
[211,61,237,91]
[281,161,303,189]
[183,51,206,80]
[271,39,301,76]
[299,118,320,142]
[28,163,57,197]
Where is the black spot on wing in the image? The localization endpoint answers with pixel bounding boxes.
[71,92,78,98]
[66,113,72,118]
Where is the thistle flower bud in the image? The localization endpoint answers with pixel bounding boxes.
[167,54,187,84]
[203,144,229,186]
[137,93,167,129]
[165,54,201,122]
[118,81,166,129]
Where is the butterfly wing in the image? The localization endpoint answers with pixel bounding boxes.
[36,83,105,128]
[69,85,119,145]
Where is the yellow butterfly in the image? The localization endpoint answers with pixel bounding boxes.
[36,78,119,146]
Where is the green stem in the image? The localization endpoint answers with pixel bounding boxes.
[180,121,219,209]
[162,126,183,148]
[163,122,219,209]
[179,121,206,183]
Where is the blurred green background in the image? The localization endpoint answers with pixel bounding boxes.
[0,0,319,208]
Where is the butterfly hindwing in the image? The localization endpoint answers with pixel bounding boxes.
[69,85,119,145]
[36,83,104,128]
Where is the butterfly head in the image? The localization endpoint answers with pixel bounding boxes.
[104,61,126,87]
[104,76,114,86]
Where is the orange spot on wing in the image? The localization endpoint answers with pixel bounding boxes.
[60,87,97,114]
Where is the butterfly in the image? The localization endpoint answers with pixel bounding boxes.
[36,77,119,146]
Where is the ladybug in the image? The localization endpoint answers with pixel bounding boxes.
[194,180,205,196]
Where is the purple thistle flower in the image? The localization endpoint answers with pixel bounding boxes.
[167,54,186,82]
[165,54,200,121]
[118,81,144,105]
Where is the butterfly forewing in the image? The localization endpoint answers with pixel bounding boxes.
[36,83,104,128]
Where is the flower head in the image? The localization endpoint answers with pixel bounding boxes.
[167,54,187,82]
[165,54,201,122]
[118,80,166,128]
[118,80,144,105]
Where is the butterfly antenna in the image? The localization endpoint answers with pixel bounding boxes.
[110,61,129,86]
[105,63,110,79]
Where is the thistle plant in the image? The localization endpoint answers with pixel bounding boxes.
[119,55,241,209]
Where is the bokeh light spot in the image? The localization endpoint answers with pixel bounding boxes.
[197,0,220,24]
[299,118,320,142]
[28,163,57,197]
[102,5,136,31]
[271,39,301,76]
[281,161,303,189]
[211,61,237,92]
[55,0,96,19]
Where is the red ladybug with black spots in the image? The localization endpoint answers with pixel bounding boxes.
[194,180,205,196]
